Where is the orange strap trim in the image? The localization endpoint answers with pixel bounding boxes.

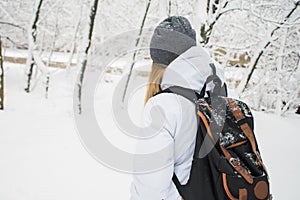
[222,173,238,200]
[228,98,269,176]
[240,123,257,154]
[198,106,253,184]
[227,98,257,152]
[223,173,249,200]
[226,140,248,149]
[220,144,253,184]
[197,111,215,142]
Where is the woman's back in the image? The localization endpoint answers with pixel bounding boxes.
[131,46,225,200]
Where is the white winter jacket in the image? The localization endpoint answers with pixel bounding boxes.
[130,46,224,200]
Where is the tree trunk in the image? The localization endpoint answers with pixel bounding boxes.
[0,38,4,110]
[25,0,44,93]
[122,0,152,102]
[45,7,59,99]
[77,0,99,114]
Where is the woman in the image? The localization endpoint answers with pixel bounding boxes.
[130,16,225,200]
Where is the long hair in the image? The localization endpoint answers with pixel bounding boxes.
[144,62,166,104]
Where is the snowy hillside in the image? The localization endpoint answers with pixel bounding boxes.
[0,63,299,199]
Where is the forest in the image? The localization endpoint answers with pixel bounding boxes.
[0,0,299,114]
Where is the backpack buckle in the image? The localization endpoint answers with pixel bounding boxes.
[229,157,240,168]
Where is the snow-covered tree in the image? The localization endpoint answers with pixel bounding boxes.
[25,0,44,93]
[0,0,298,114]
[203,0,300,114]
[236,1,300,114]
[237,1,300,95]
[77,0,99,114]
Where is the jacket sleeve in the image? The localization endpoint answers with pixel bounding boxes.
[130,96,182,200]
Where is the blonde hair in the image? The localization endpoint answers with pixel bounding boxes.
[144,62,166,104]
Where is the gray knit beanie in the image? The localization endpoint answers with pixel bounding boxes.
[150,16,196,67]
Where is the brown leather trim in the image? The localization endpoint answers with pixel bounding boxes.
[226,140,248,149]
[222,173,238,200]
[254,181,269,200]
[227,98,269,176]
[239,188,247,200]
[255,151,269,177]
[235,163,253,184]
[240,123,257,153]
[227,98,257,153]
[198,105,253,183]
[197,111,215,142]
[220,144,253,184]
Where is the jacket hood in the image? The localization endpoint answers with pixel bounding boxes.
[160,46,224,94]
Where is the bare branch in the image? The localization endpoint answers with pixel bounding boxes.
[0,21,26,31]
[0,36,19,46]
[122,0,152,102]
[201,1,231,44]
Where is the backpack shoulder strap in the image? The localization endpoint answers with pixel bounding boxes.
[156,63,228,100]
[155,85,206,103]
[156,85,208,194]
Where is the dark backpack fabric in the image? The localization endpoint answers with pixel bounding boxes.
[157,86,271,200]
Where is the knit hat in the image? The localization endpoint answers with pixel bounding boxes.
[150,16,196,67]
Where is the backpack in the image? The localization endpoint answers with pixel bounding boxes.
[157,64,272,200]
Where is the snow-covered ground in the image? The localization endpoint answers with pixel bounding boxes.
[0,62,299,199]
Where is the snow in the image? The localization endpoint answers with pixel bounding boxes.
[0,61,300,199]
[253,111,300,199]
[0,63,134,200]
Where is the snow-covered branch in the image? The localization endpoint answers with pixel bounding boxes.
[237,1,300,96]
